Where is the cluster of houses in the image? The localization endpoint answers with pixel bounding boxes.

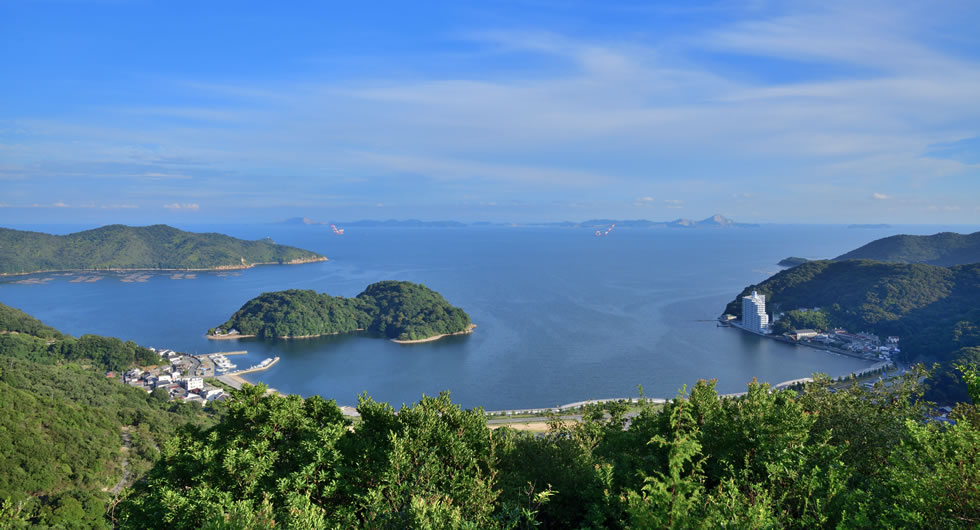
[121,349,228,405]
[785,328,900,361]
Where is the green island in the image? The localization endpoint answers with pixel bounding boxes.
[210,280,473,342]
[2,300,980,527]
[777,256,809,267]
[834,230,980,266]
[725,259,980,402]
[0,224,326,275]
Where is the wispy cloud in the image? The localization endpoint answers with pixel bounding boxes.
[163,203,200,211]
[2,1,979,222]
[872,192,891,200]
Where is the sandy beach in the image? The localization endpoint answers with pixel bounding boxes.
[0,256,327,277]
[391,323,477,344]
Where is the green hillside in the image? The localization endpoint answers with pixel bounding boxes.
[0,304,217,528]
[723,260,980,400]
[0,224,325,275]
[834,231,980,266]
[214,280,472,341]
[0,302,62,339]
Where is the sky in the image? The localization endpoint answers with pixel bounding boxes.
[2,0,979,224]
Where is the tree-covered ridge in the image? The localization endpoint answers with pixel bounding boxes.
[724,260,980,400]
[113,370,980,529]
[834,230,980,266]
[215,280,472,341]
[0,302,62,339]
[0,304,220,527]
[0,224,325,275]
[0,356,219,528]
[0,302,163,372]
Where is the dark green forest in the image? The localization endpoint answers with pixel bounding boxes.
[0,224,325,275]
[834,230,980,266]
[724,260,980,401]
[214,281,472,341]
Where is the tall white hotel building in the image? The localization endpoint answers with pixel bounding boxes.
[742,290,769,333]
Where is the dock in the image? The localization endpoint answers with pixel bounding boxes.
[225,356,280,377]
[203,350,247,356]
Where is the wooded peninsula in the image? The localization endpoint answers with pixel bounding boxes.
[211,280,472,342]
[726,230,980,402]
[0,224,326,275]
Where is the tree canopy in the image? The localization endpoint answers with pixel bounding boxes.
[113,370,980,529]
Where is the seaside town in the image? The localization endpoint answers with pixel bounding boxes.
[722,290,900,364]
[111,348,278,405]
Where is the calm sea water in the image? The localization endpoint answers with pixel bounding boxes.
[2,223,973,410]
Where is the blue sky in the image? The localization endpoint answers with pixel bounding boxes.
[2,0,979,224]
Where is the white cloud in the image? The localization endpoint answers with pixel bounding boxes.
[872,193,891,200]
[665,199,684,209]
[164,203,200,211]
[3,2,979,221]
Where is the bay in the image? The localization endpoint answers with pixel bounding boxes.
[1,223,970,410]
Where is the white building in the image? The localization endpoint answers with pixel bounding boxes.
[182,377,204,391]
[742,290,770,333]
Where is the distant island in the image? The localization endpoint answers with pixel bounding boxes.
[777,257,810,267]
[0,224,326,275]
[834,230,980,267]
[210,280,473,342]
[279,214,758,230]
[280,217,466,228]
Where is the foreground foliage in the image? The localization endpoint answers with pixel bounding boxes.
[215,281,471,340]
[115,368,980,529]
[0,224,324,274]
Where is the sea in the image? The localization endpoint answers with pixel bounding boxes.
[2,223,974,410]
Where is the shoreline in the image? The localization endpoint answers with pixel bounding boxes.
[0,256,327,278]
[206,333,257,340]
[391,323,477,344]
[207,325,476,343]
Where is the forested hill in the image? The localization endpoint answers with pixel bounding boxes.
[0,301,161,374]
[723,260,980,400]
[834,230,980,266]
[0,304,217,527]
[214,280,472,341]
[0,224,326,275]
